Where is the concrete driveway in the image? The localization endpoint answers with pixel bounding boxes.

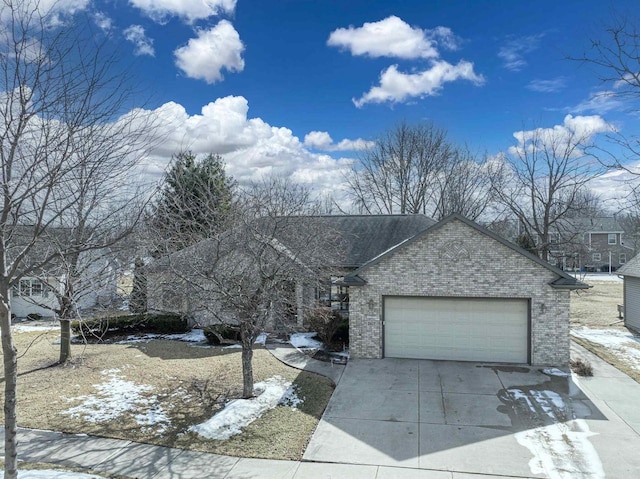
[304,355,640,478]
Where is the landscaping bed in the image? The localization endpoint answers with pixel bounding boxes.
[3,326,334,460]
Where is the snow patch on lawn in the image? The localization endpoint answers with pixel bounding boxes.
[511,387,604,479]
[0,470,105,478]
[62,369,170,432]
[290,332,323,349]
[116,329,207,344]
[578,273,623,283]
[13,323,59,333]
[189,376,302,440]
[255,332,268,345]
[571,327,640,370]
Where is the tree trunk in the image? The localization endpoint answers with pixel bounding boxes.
[59,319,71,364]
[1,298,18,479]
[240,322,255,398]
[58,259,78,364]
[241,339,254,398]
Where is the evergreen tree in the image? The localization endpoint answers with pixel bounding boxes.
[150,152,235,254]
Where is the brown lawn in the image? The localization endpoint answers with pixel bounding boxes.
[3,326,334,460]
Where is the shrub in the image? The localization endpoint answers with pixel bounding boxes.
[305,307,343,345]
[333,318,349,345]
[26,313,42,321]
[71,313,188,337]
[203,324,241,345]
[570,359,593,377]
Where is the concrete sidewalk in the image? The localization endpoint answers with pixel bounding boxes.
[9,427,529,478]
[265,341,345,384]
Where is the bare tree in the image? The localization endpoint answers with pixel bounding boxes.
[493,124,604,261]
[147,177,340,398]
[573,14,640,199]
[346,122,452,214]
[431,147,500,221]
[0,2,153,476]
[346,122,501,219]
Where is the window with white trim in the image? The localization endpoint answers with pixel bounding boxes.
[620,253,627,264]
[592,253,601,262]
[608,233,617,245]
[15,279,47,297]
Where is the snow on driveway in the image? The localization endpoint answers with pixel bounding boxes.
[511,386,604,479]
[190,376,302,440]
[571,327,640,371]
[62,369,170,433]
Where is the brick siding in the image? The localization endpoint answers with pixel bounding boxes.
[349,219,571,366]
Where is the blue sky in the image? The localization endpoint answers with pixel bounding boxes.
[39,0,640,203]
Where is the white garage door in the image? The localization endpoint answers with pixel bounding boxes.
[384,297,529,363]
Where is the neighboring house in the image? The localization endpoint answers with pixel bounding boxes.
[11,276,61,318]
[8,229,120,319]
[618,254,640,332]
[148,213,587,366]
[513,217,634,272]
[564,217,634,272]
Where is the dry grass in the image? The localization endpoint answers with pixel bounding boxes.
[2,328,334,460]
[570,281,624,330]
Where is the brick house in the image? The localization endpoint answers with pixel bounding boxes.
[147,214,587,366]
[572,217,634,272]
[341,215,588,366]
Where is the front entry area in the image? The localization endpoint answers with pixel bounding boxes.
[383,296,529,363]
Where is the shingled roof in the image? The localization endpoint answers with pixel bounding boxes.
[287,214,436,268]
[567,217,624,233]
[618,253,640,278]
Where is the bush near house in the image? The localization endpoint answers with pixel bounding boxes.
[203,324,242,345]
[305,307,348,347]
[71,313,188,337]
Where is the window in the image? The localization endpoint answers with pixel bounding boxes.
[592,253,601,262]
[16,279,46,297]
[608,233,617,245]
[620,253,627,264]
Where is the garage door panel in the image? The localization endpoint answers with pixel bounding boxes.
[384,297,528,363]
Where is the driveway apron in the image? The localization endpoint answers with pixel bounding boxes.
[303,357,640,478]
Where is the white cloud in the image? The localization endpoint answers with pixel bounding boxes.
[134,96,354,199]
[509,114,615,157]
[92,11,113,32]
[124,25,155,57]
[353,60,485,107]
[327,16,459,59]
[571,90,624,115]
[129,0,236,23]
[526,77,566,93]
[498,34,544,71]
[174,20,244,84]
[303,131,374,151]
[4,0,90,27]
